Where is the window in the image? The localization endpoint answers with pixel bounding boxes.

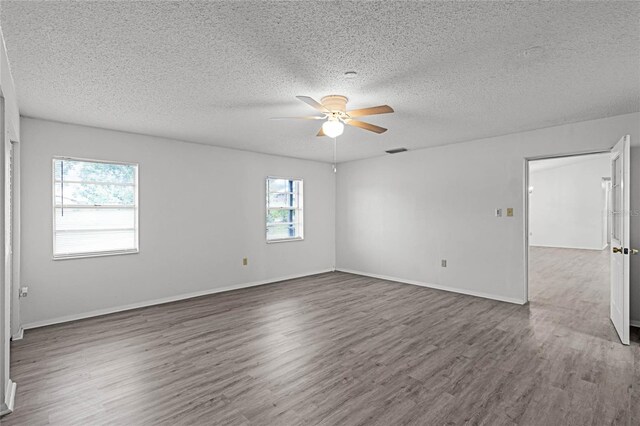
[266,177,303,242]
[53,157,138,259]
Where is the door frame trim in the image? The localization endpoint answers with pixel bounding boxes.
[522,148,612,304]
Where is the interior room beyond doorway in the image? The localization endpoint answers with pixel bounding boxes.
[527,153,616,341]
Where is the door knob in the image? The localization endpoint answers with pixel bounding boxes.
[612,247,638,255]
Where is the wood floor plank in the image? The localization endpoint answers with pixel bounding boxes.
[3,247,638,425]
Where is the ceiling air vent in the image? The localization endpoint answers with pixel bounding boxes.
[385,148,407,154]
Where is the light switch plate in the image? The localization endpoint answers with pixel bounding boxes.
[495,208,502,217]
[506,208,514,217]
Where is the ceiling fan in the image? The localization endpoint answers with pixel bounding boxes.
[272,95,394,138]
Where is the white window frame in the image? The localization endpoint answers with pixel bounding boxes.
[52,156,139,260]
[266,176,304,243]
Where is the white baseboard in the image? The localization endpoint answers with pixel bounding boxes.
[0,380,16,417]
[22,269,333,330]
[529,244,606,251]
[631,320,640,328]
[11,327,23,341]
[337,268,526,305]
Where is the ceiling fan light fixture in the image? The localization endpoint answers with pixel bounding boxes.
[322,118,344,138]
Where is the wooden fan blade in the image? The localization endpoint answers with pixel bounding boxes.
[296,96,330,113]
[345,119,387,134]
[317,126,326,137]
[270,116,325,120]
[347,105,394,118]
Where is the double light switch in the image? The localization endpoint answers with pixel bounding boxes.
[496,208,514,217]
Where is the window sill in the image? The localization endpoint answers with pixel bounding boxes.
[266,237,304,244]
[52,249,139,261]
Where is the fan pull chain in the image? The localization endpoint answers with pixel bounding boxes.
[333,137,337,173]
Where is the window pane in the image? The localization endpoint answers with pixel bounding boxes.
[267,224,299,240]
[268,179,295,193]
[268,192,298,208]
[55,182,135,206]
[55,207,135,231]
[55,229,136,256]
[53,158,138,257]
[54,159,135,184]
[267,208,297,224]
[266,177,302,241]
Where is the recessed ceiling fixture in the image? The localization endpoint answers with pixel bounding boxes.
[385,148,407,154]
[272,95,394,138]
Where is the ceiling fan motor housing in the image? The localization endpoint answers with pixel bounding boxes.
[321,95,349,114]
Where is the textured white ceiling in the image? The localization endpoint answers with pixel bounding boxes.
[1,1,639,163]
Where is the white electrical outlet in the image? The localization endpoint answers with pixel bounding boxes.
[495,208,502,217]
[441,260,447,267]
[19,286,28,298]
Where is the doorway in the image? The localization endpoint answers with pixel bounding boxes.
[526,152,617,341]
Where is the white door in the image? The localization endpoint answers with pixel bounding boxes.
[610,135,631,345]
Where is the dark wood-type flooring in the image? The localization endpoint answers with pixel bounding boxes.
[4,247,639,425]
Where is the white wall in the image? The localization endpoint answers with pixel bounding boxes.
[16,113,640,330]
[336,112,640,321]
[529,155,610,250]
[20,118,335,327]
